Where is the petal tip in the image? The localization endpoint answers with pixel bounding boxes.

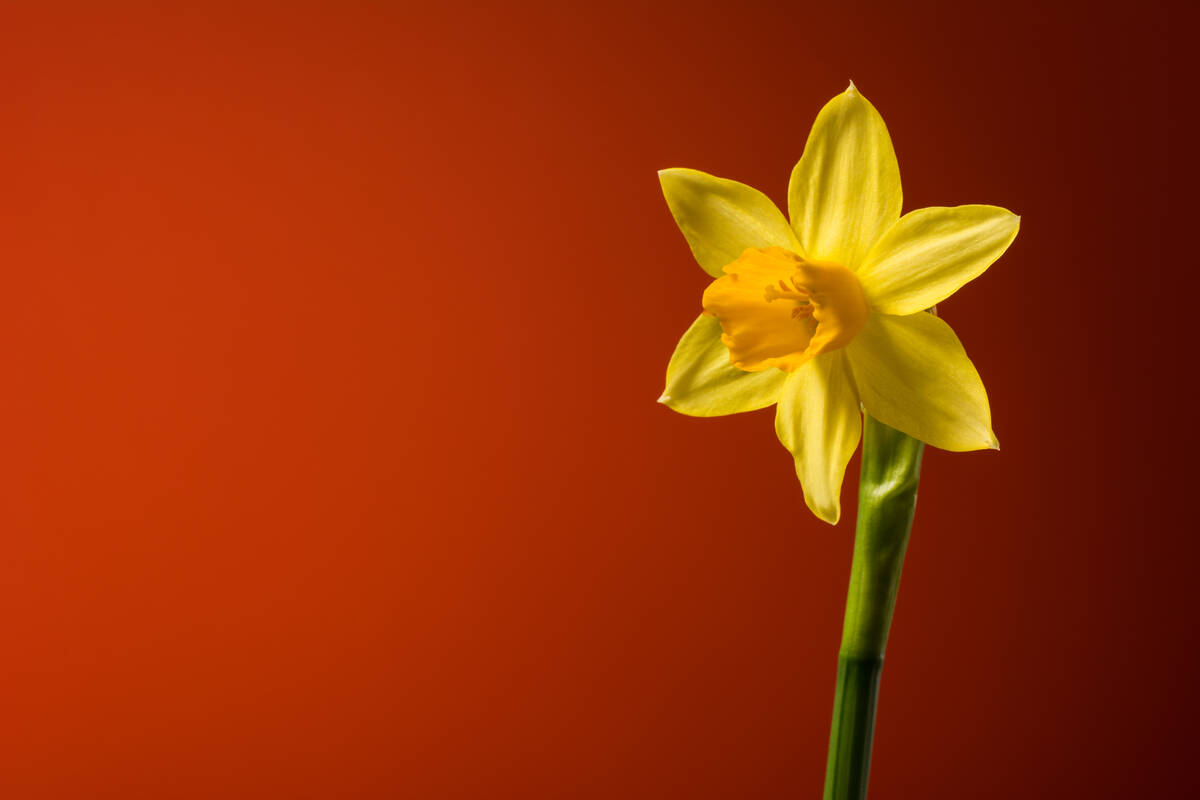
[846,79,859,95]
[989,435,1000,451]
[657,167,694,185]
[657,392,671,405]
[804,495,841,525]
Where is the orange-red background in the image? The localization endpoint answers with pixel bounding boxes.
[0,1,1191,797]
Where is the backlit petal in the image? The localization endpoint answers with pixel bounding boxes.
[787,85,901,270]
[774,352,862,524]
[856,205,1020,315]
[846,313,996,452]
[659,314,789,416]
[660,168,801,278]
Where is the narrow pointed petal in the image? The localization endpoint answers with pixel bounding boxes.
[659,168,801,278]
[774,352,862,524]
[846,313,996,452]
[660,314,789,416]
[856,205,1020,315]
[787,86,902,270]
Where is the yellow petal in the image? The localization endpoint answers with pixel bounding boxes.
[856,205,1020,315]
[787,85,902,270]
[846,313,996,452]
[774,352,862,524]
[659,168,801,278]
[659,314,789,416]
[701,247,813,372]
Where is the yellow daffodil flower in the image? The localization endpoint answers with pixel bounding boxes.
[658,84,1019,524]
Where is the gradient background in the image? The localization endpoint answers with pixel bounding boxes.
[0,1,1191,798]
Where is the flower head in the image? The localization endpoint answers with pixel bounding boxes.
[658,84,1019,524]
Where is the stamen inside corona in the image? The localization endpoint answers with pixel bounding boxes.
[763,277,815,323]
[701,247,868,373]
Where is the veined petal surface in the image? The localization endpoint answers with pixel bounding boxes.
[774,352,862,524]
[660,314,788,416]
[857,205,1020,315]
[787,86,901,270]
[846,313,995,452]
[659,168,801,278]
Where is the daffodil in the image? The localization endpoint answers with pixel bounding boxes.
[658,84,1019,524]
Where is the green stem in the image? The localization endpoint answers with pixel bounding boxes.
[823,415,924,800]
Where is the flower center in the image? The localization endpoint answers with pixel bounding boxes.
[700,247,868,373]
[763,276,815,322]
[764,254,867,358]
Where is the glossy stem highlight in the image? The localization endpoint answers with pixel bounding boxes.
[823,415,924,800]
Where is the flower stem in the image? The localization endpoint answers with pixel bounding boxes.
[823,415,924,800]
